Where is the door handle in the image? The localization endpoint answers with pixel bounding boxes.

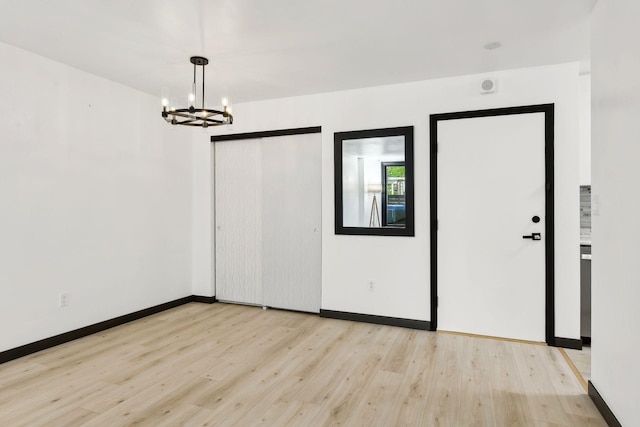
[522,233,541,240]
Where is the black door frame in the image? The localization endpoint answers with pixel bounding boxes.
[429,104,558,346]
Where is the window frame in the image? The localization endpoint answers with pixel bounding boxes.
[334,126,415,236]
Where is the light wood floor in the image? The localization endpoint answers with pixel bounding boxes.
[0,303,606,426]
[564,346,591,384]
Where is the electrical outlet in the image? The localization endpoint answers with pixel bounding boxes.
[368,280,375,291]
[59,293,69,308]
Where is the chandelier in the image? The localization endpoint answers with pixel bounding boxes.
[161,56,233,128]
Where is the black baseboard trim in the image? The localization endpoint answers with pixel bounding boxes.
[319,309,431,331]
[0,295,217,364]
[581,336,591,346]
[588,381,622,427]
[553,336,582,350]
[192,295,217,304]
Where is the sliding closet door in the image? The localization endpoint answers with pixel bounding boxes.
[214,139,262,305]
[261,133,322,313]
[214,131,322,312]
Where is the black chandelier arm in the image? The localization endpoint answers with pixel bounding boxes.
[163,116,196,125]
[203,117,226,125]
[168,119,227,127]
[164,108,229,117]
[167,109,195,118]
[162,111,233,127]
[175,122,208,127]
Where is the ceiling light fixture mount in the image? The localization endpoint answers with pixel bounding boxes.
[161,56,233,128]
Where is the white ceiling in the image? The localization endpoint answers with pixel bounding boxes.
[0,0,596,105]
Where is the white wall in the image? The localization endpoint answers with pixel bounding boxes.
[579,74,592,185]
[591,1,640,425]
[200,62,582,338]
[191,132,214,297]
[0,42,193,352]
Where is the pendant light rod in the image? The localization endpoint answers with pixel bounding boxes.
[201,58,205,110]
[192,60,197,107]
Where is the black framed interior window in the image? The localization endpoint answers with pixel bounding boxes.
[334,126,414,236]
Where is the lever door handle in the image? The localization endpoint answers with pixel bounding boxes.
[523,233,541,240]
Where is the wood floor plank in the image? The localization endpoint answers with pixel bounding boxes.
[420,332,465,426]
[281,322,375,405]
[539,346,606,425]
[156,404,218,427]
[347,369,405,426]
[455,335,497,426]
[82,376,217,427]
[79,350,218,414]
[381,329,417,374]
[0,302,606,426]
[1,381,114,426]
[312,352,385,426]
[270,400,323,426]
[512,342,569,425]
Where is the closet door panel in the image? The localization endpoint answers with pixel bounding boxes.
[261,133,322,313]
[214,139,262,305]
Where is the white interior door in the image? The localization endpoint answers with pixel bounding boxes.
[215,139,263,305]
[262,134,322,313]
[214,133,321,312]
[437,113,546,342]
